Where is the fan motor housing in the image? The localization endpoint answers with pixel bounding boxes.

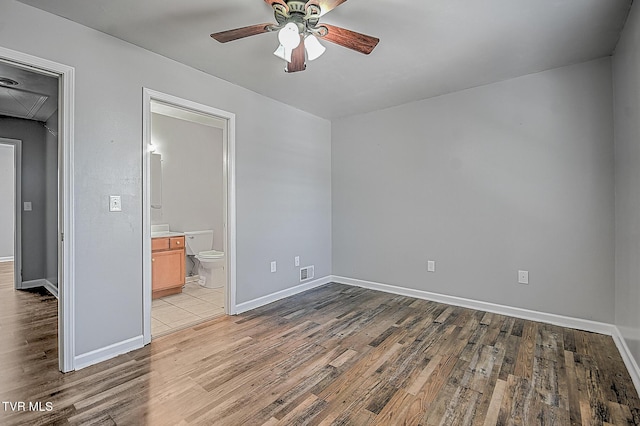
[287,1,307,14]
[274,0,320,30]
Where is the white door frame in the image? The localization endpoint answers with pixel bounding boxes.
[0,138,21,288]
[142,88,237,345]
[0,46,76,372]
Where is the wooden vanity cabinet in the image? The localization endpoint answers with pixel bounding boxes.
[152,236,185,299]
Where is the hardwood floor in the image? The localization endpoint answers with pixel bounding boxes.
[0,264,638,425]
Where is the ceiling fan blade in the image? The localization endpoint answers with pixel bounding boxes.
[286,37,306,73]
[211,23,273,43]
[307,0,348,17]
[319,24,379,54]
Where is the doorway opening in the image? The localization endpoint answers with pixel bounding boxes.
[142,89,236,343]
[0,47,75,372]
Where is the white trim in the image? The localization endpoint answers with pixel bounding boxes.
[142,88,237,343]
[74,335,144,370]
[226,113,237,315]
[17,278,58,299]
[142,91,152,345]
[235,275,332,314]
[0,138,21,289]
[0,257,14,263]
[43,279,59,299]
[612,327,640,396]
[0,46,76,373]
[21,279,47,289]
[332,276,616,336]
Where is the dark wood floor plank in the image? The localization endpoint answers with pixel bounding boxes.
[0,265,638,425]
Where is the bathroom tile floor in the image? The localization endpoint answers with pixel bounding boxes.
[151,280,225,336]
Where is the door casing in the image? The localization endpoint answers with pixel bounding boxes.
[142,88,237,345]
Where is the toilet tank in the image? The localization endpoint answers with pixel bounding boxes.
[184,230,213,255]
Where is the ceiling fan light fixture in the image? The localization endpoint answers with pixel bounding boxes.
[278,22,301,50]
[273,43,293,62]
[305,34,326,61]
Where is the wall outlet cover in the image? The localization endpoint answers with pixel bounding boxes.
[518,270,529,285]
[270,261,277,273]
[295,256,300,267]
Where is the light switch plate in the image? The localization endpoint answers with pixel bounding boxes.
[23,201,32,211]
[109,195,122,212]
[295,256,300,267]
[271,261,277,273]
[427,260,436,272]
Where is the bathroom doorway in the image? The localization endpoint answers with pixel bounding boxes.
[142,89,236,343]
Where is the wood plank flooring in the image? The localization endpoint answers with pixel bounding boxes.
[0,260,638,425]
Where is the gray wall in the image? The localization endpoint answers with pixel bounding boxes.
[151,113,224,253]
[45,111,58,286]
[332,58,615,323]
[0,0,331,356]
[613,0,640,367]
[0,116,46,282]
[0,143,14,259]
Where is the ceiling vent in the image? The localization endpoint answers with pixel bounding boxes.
[0,87,48,120]
[300,265,314,282]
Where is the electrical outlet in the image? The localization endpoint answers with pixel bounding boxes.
[427,260,436,272]
[271,261,277,273]
[518,270,529,285]
[109,195,122,212]
[295,256,300,267]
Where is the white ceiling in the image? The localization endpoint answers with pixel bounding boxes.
[17,0,632,119]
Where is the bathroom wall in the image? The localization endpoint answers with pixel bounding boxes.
[0,116,47,282]
[44,111,58,286]
[151,112,224,254]
[0,143,14,260]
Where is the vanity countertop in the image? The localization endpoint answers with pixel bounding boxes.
[151,231,185,238]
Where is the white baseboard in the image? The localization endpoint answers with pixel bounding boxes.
[331,276,615,336]
[20,279,59,299]
[43,279,59,299]
[612,327,640,396]
[75,335,144,370]
[235,275,332,314]
[0,256,14,263]
[21,279,47,289]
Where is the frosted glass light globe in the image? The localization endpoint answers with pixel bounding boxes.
[278,23,301,50]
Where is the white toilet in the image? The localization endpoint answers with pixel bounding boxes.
[184,230,225,289]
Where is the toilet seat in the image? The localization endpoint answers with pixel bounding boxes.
[197,250,224,259]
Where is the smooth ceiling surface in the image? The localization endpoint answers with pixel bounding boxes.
[17,0,632,119]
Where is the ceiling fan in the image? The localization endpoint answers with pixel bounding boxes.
[211,0,380,73]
